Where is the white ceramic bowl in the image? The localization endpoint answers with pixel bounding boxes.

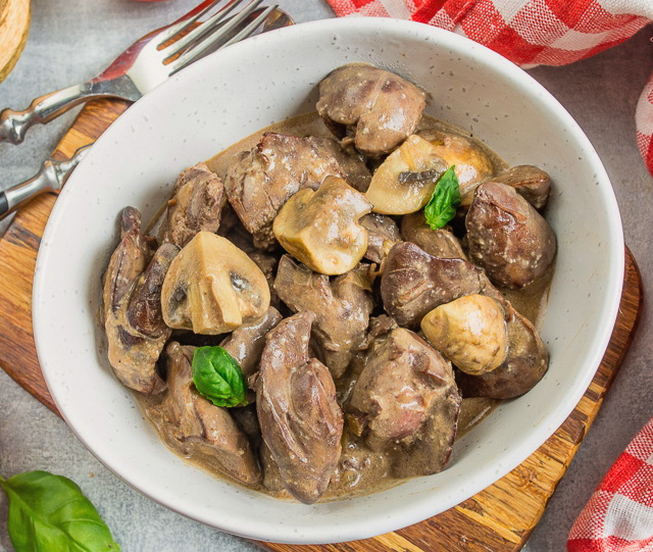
[33,18,624,544]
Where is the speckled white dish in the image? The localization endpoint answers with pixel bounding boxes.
[33,18,623,544]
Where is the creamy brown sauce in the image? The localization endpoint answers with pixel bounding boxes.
[136,112,553,501]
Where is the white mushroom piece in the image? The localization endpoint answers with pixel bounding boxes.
[365,134,448,215]
[418,128,496,205]
[421,294,508,376]
[273,176,372,276]
[161,231,270,334]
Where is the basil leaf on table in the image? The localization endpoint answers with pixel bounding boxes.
[0,471,120,551]
[423,166,461,229]
[192,346,248,407]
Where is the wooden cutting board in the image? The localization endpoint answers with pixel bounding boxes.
[0,99,642,552]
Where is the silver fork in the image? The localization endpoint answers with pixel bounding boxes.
[0,4,293,219]
[0,0,279,145]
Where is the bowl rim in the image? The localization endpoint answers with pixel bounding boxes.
[33,17,625,544]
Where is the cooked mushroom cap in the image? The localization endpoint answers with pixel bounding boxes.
[161,231,270,334]
[273,176,372,275]
[419,128,495,199]
[421,294,508,375]
[365,134,448,215]
[456,304,549,399]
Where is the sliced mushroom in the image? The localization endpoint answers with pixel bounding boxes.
[466,181,556,288]
[161,231,270,334]
[418,128,495,200]
[360,213,401,264]
[401,212,466,259]
[365,134,448,215]
[102,207,176,394]
[421,294,508,375]
[150,342,261,486]
[219,307,282,378]
[456,305,548,399]
[163,162,226,248]
[274,255,374,378]
[380,241,503,328]
[347,327,461,477]
[254,312,344,503]
[224,133,370,249]
[317,63,426,156]
[273,176,372,275]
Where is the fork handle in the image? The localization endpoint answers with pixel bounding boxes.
[0,145,91,219]
[0,83,98,145]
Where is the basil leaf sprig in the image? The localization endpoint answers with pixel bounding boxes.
[423,166,461,229]
[192,346,248,408]
[0,471,120,551]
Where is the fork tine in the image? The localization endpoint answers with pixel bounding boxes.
[159,0,247,57]
[154,0,223,46]
[218,4,277,49]
[169,0,263,74]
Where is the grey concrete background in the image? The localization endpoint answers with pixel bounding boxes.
[0,1,651,550]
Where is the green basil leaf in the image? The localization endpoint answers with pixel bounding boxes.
[191,346,248,408]
[423,166,461,230]
[0,471,120,552]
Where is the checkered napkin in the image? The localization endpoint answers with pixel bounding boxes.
[325,0,653,175]
[568,418,653,552]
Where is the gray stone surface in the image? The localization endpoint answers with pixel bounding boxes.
[0,2,651,550]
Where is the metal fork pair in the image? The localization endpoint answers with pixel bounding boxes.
[0,0,292,218]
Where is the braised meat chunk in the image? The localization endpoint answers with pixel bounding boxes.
[103,207,176,394]
[254,312,344,503]
[485,165,551,209]
[224,133,370,249]
[360,213,401,264]
[219,307,282,378]
[347,327,461,477]
[401,212,466,259]
[466,181,556,288]
[317,63,426,156]
[151,343,261,486]
[380,242,501,328]
[274,255,374,378]
[163,162,226,248]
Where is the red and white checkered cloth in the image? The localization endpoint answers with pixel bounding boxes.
[568,418,653,552]
[326,0,653,175]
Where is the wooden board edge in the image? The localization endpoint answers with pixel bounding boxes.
[512,247,642,547]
